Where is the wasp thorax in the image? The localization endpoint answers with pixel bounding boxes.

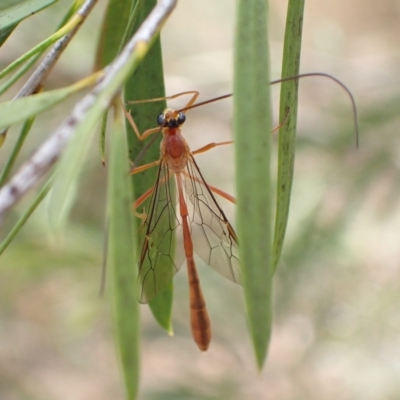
[157,109,186,128]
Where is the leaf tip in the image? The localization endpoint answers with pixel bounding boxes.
[167,324,174,336]
[0,131,6,147]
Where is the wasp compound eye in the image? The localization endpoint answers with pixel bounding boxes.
[157,113,165,126]
[177,112,186,125]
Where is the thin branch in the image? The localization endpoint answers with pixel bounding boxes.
[0,0,177,220]
[17,0,98,98]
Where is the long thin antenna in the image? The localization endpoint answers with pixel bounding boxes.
[272,72,359,148]
[177,72,359,148]
[176,93,232,113]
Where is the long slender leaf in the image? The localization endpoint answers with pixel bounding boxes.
[94,0,133,69]
[107,104,139,400]
[0,0,59,46]
[0,83,88,129]
[0,117,35,186]
[124,0,173,334]
[273,0,305,271]
[0,9,84,80]
[0,178,52,256]
[0,54,40,96]
[234,0,273,370]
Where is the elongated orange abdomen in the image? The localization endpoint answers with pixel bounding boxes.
[176,172,211,351]
[187,254,211,351]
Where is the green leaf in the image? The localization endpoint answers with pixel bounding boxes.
[124,0,173,334]
[148,285,173,335]
[0,177,52,256]
[107,104,139,400]
[44,77,105,231]
[273,0,305,271]
[0,85,82,129]
[0,0,59,46]
[234,0,273,370]
[0,117,35,186]
[94,0,133,69]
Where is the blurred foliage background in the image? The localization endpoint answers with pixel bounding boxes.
[1,0,400,399]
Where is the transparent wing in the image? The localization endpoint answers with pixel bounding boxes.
[183,155,241,284]
[136,161,185,303]
[137,155,241,303]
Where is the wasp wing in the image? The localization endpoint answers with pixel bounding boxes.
[137,154,241,302]
[182,155,241,284]
[136,161,184,303]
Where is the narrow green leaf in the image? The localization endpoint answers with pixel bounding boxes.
[0,7,83,80]
[99,112,107,165]
[0,0,59,46]
[0,23,17,45]
[0,85,82,129]
[0,2,79,96]
[273,0,305,271]
[94,0,133,216]
[234,0,273,369]
[124,0,173,334]
[0,178,52,256]
[47,112,97,230]
[0,117,35,186]
[0,54,40,96]
[107,104,139,400]
[0,0,27,10]
[94,0,133,69]
[148,285,173,335]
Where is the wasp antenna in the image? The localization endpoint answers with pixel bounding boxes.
[177,72,359,148]
[271,72,359,148]
[177,93,233,113]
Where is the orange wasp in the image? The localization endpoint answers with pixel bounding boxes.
[124,74,359,352]
[125,91,241,351]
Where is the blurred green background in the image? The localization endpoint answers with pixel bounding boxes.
[1,0,400,399]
